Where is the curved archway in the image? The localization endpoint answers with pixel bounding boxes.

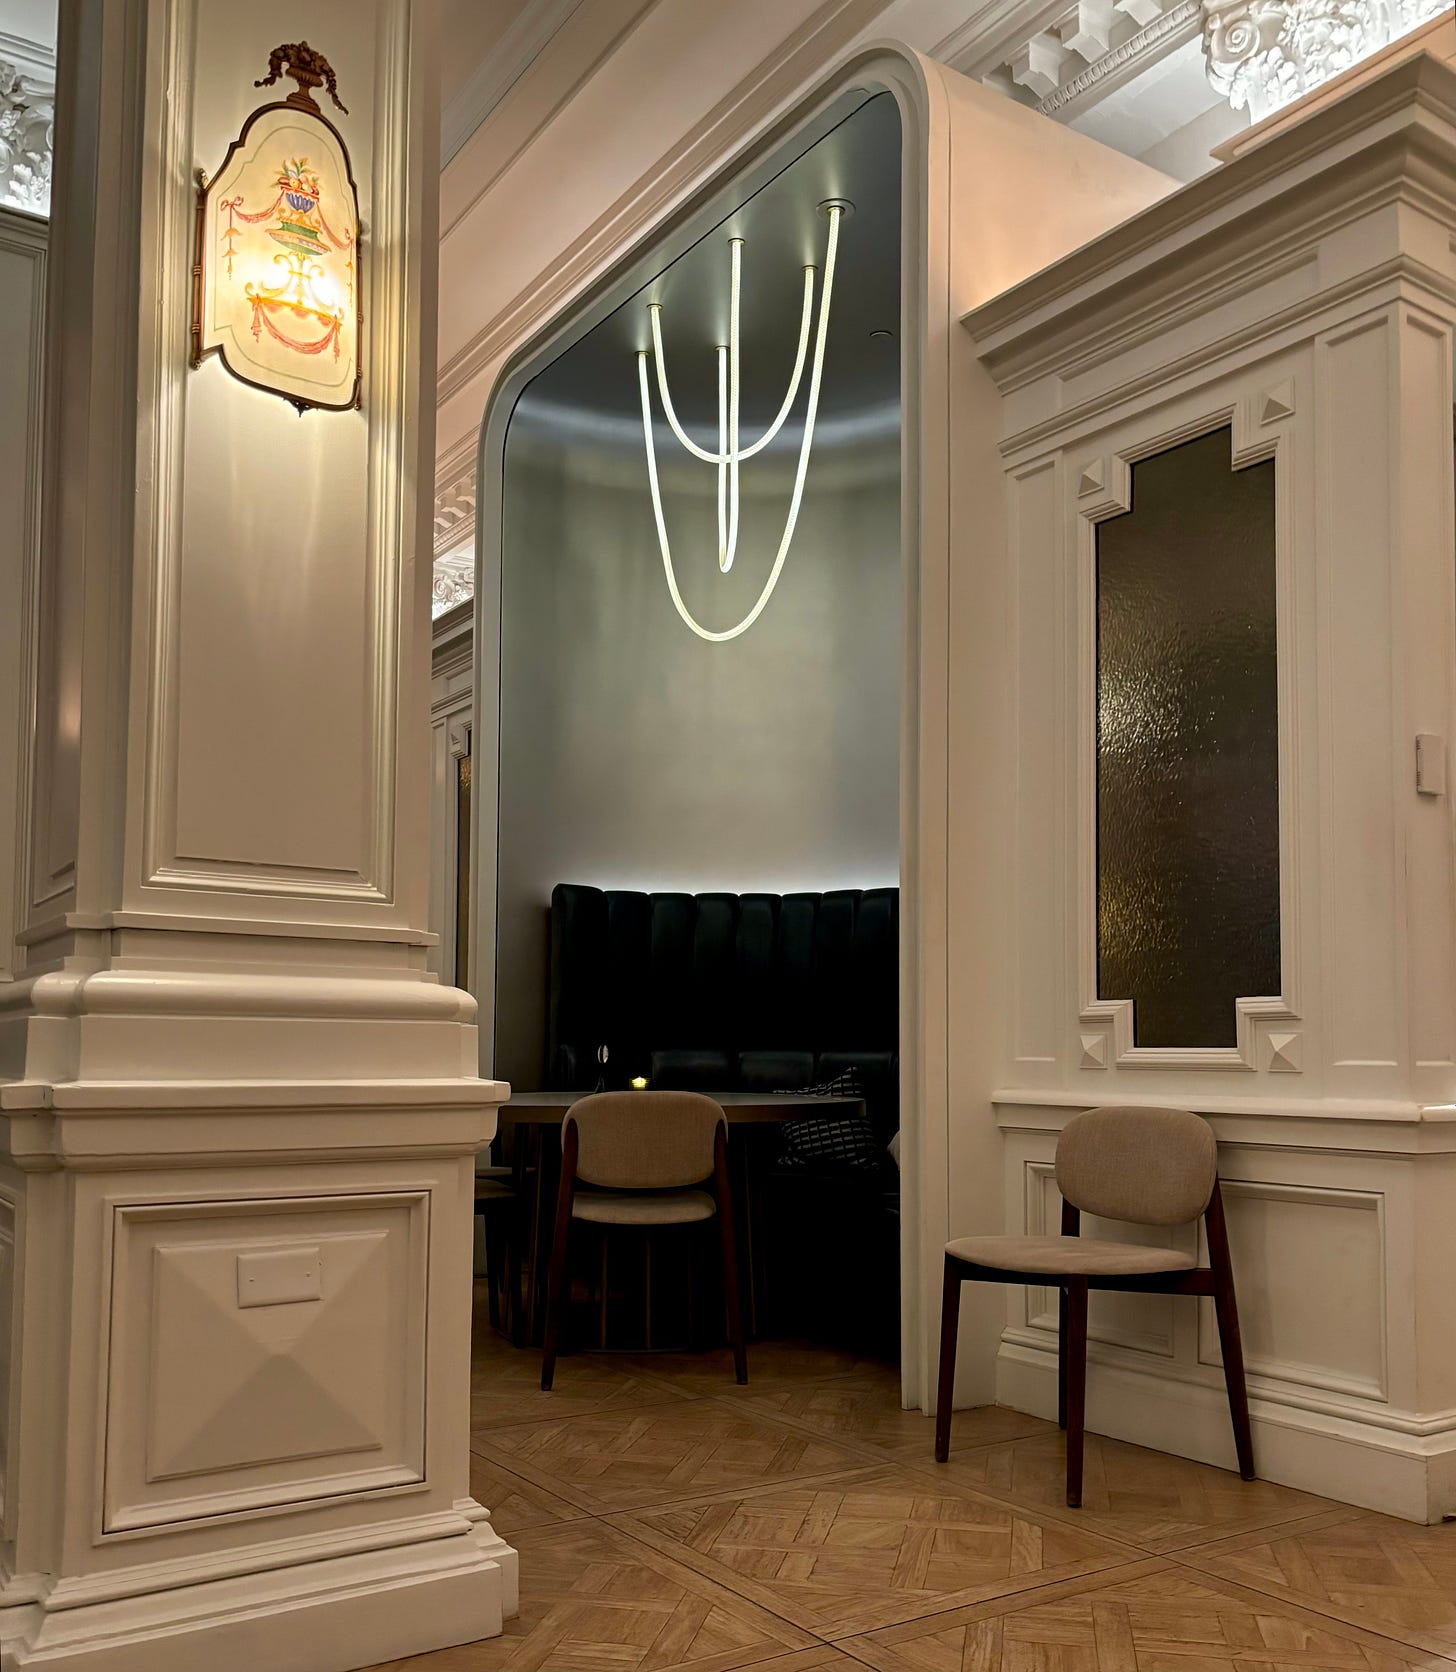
[473,47,941,1399]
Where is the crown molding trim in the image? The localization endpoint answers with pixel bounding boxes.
[440,0,587,167]
[0,29,54,85]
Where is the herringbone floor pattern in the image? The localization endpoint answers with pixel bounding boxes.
[365,1295,1456,1671]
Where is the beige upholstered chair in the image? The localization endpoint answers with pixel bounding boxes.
[935,1105,1252,1506]
[540,1091,746,1389]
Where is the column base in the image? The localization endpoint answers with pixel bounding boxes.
[1,1510,518,1672]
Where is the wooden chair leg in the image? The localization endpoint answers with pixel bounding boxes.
[714,1125,748,1383]
[1205,1181,1255,1480]
[1057,1286,1068,1430]
[487,1209,503,1331]
[934,1256,961,1463]
[540,1121,579,1391]
[1064,1278,1089,1508]
[1058,1197,1079,1432]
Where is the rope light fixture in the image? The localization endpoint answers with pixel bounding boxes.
[636,199,850,642]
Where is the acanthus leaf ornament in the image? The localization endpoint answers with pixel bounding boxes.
[0,59,53,217]
[1202,0,1451,122]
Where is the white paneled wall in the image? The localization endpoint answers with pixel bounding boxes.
[0,208,44,986]
[967,46,1456,1521]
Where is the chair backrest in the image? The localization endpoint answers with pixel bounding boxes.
[1055,1105,1216,1227]
[565,1090,725,1189]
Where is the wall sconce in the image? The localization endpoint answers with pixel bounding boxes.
[191,42,361,414]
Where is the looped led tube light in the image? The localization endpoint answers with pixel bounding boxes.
[638,202,843,642]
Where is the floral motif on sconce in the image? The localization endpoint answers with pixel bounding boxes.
[192,42,361,413]
[1203,0,1451,122]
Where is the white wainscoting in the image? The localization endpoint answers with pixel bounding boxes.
[998,1101,1456,1520]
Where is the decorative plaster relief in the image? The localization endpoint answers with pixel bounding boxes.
[433,468,477,616]
[0,56,52,217]
[1202,0,1450,121]
[433,549,475,617]
[978,0,1203,123]
[1080,1030,1110,1067]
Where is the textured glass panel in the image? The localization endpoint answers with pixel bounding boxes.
[1096,427,1280,1049]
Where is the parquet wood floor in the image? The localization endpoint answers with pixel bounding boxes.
[365,1307,1456,1672]
[931,1425,1334,1551]
[848,1564,1456,1671]
[726,1377,1054,1460]
[1202,1510,1456,1661]
[618,1466,1139,1636]
[473,1402,869,1514]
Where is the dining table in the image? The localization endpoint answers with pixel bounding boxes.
[484,1089,871,1345]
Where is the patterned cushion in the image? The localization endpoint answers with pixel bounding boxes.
[777,1070,881,1171]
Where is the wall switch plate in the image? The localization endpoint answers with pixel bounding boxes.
[1417,733,1446,796]
[236,1246,322,1308]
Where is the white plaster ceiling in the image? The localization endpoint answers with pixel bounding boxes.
[0,0,54,50]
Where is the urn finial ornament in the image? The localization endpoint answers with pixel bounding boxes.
[254,41,349,115]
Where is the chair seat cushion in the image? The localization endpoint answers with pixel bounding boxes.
[945,1234,1196,1276]
[572,1189,716,1226]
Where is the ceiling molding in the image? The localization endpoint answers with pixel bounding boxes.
[441,0,661,239]
[435,0,885,414]
[441,0,588,168]
[1035,0,1201,115]
[435,429,478,500]
[0,29,54,86]
[432,472,477,560]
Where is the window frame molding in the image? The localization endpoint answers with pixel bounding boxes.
[1075,384,1304,1073]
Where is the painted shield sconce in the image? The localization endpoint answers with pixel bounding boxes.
[191,41,361,413]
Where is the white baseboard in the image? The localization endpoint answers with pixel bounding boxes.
[0,1521,517,1670]
[994,1337,1456,1524]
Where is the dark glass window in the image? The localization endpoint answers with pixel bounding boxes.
[1095,427,1280,1048]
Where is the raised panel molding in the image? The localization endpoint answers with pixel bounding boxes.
[104,1191,428,1532]
[134,0,410,912]
[1199,1179,1388,1402]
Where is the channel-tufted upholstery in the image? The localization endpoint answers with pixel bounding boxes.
[547,883,899,1140]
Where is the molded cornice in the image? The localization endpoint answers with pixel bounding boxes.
[964,51,1456,394]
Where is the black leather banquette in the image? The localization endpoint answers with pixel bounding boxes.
[547,883,899,1141]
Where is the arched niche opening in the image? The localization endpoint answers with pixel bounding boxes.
[483,87,907,1354]
[471,45,1177,1404]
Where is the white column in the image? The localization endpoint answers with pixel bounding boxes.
[0,2,515,1667]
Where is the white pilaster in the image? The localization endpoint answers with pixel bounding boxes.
[0,2,515,1666]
